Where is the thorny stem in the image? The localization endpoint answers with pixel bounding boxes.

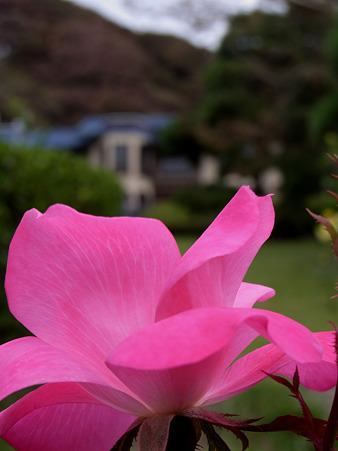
[322,325,338,451]
[322,381,338,451]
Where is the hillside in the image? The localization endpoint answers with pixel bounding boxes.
[0,0,212,125]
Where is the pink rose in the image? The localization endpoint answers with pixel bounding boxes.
[0,186,335,450]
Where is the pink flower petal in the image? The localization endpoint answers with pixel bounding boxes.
[5,205,181,362]
[201,345,289,405]
[0,336,151,416]
[275,331,337,391]
[233,282,275,308]
[106,307,321,414]
[0,336,110,400]
[156,186,274,319]
[202,331,336,406]
[0,383,136,451]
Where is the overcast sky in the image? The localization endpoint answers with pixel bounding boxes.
[68,0,281,49]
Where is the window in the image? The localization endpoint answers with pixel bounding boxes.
[115,144,127,171]
[141,145,156,174]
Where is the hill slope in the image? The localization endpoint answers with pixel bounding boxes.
[0,0,211,124]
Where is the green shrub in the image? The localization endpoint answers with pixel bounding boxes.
[173,184,238,215]
[0,142,122,342]
[143,185,239,234]
[143,199,213,234]
[143,200,192,232]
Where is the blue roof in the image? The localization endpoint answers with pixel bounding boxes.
[0,113,174,151]
[44,128,84,150]
[76,116,109,139]
[0,127,83,151]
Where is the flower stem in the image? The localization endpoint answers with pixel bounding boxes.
[165,416,200,451]
[321,381,338,451]
[321,325,338,451]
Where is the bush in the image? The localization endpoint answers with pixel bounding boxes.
[0,142,123,342]
[173,184,238,215]
[143,185,238,234]
[143,200,192,233]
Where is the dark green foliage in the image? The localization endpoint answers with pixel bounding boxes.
[309,14,338,143]
[0,142,122,342]
[202,6,330,149]
[218,10,299,63]
[203,60,248,91]
[199,89,259,126]
[309,93,338,142]
[192,5,334,236]
[325,15,338,76]
[159,119,204,164]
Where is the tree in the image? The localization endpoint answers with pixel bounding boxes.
[310,12,338,142]
[192,2,333,235]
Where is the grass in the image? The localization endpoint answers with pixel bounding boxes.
[244,238,336,332]
[0,237,336,450]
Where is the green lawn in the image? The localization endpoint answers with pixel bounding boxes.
[244,239,337,332]
[0,238,336,450]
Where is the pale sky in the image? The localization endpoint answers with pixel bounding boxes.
[67,0,281,50]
